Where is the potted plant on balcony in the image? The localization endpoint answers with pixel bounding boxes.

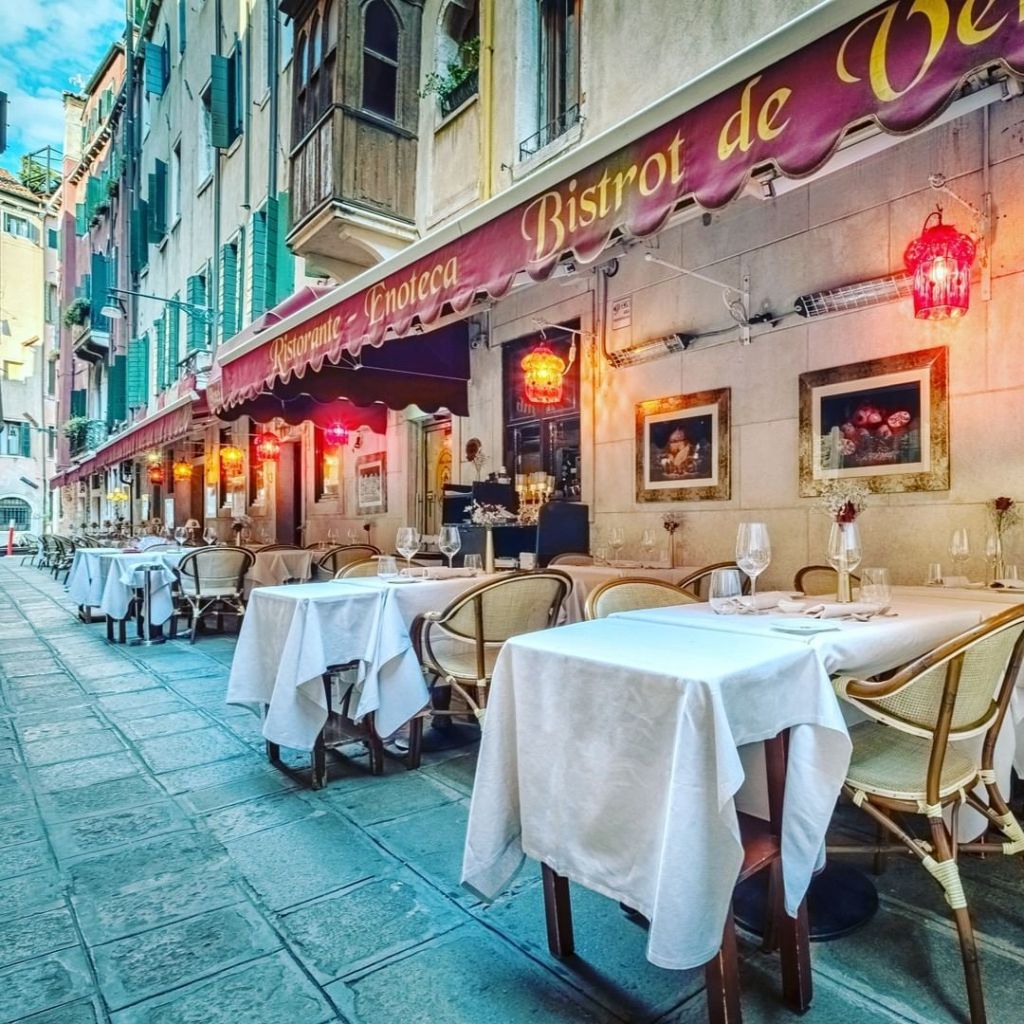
[420,37,480,118]
[62,416,89,451]
[62,298,90,328]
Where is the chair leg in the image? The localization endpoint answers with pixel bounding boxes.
[266,740,281,764]
[770,862,812,1013]
[705,906,742,1024]
[929,818,987,1024]
[541,864,574,958]
[311,730,327,790]
[406,715,423,770]
[365,713,384,776]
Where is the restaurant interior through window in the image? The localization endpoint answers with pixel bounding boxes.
[502,323,581,504]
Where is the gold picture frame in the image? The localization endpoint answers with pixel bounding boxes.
[635,388,731,502]
[798,346,949,495]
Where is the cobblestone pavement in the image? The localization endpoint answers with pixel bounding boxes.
[1,560,1023,1023]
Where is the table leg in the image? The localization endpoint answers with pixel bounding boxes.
[704,906,742,1024]
[541,864,574,958]
[311,732,327,790]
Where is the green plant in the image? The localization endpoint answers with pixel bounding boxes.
[106,177,119,198]
[62,415,89,440]
[420,37,480,108]
[62,298,90,328]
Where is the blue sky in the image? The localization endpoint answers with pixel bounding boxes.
[0,0,125,176]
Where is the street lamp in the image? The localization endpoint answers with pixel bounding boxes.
[101,287,219,325]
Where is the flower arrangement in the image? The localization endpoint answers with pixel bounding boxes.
[817,481,869,523]
[465,501,517,526]
[231,514,253,536]
[661,512,682,535]
[989,496,1021,538]
[517,503,540,526]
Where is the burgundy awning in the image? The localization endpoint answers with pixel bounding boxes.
[211,0,1024,412]
[51,395,197,489]
[212,320,471,421]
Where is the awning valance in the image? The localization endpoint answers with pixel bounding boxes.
[51,394,197,489]
[211,321,471,419]
[212,0,1024,412]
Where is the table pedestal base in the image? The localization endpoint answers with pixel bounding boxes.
[419,721,481,753]
[733,862,878,942]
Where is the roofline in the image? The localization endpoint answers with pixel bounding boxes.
[219,0,880,366]
[83,41,127,97]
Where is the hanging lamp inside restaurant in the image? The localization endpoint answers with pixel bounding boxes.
[220,445,244,472]
[172,460,194,481]
[325,423,350,447]
[904,207,976,320]
[521,342,569,404]
[147,464,165,485]
[253,431,282,462]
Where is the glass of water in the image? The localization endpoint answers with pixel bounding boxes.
[377,555,399,579]
[860,567,892,607]
[464,553,483,574]
[709,567,744,614]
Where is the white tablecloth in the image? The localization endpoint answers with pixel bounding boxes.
[99,551,186,625]
[226,576,492,749]
[557,564,699,622]
[248,549,315,589]
[66,549,120,608]
[462,618,850,970]
[612,591,1023,840]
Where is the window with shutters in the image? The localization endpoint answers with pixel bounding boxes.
[127,336,150,409]
[90,252,111,335]
[1,422,26,457]
[154,319,167,391]
[3,213,34,240]
[249,206,269,318]
[107,354,126,426]
[145,40,169,96]
[186,269,210,351]
[47,228,58,249]
[167,300,181,380]
[210,49,243,149]
[362,1,399,121]
[46,359,56,397]
[219,237,240,342]
[170,143,181,223]
[0,497,31,527]
[148,160,168,240]
[197,85,214,184]
[44,283,59,324]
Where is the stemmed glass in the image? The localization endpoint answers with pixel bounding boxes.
[327,527,337,546]
[203,527,218,546]
[640,529,656,566]
[346,528,357,545]
[438,525,461,569]
[736,522,771,612]
[949,528,970,578]
[609,527,625,563]
[174,526,186,548]
[396,527,421,572]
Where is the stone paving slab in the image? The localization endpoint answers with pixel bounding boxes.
[0,947,95,1023]
[0,907,79,970]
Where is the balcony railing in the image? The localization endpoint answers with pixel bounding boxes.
[518,103,581,160]
[68,419,108,458]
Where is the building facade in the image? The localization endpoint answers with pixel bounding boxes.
[0,168,51,533]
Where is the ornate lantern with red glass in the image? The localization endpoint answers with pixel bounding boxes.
[521,342,568,405]
[904,207,976,320]
[253,431,282,463]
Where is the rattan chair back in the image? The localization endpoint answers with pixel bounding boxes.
[316,544,381,578]
[256,543,303,552]
[548,552,594,566]
[677,561,750,599]
[178,546,254,597]
[794,564,861,596]
[585,577,698,620]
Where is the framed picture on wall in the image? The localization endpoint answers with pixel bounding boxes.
[355,452,388,515]
[635,388,731,502]
[799,346,949,495]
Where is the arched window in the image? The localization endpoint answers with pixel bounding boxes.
[296,33,308,87]
[323,0,337,55]
[0,497,31,529]
[309,14,321,73]
[362,0,399,120]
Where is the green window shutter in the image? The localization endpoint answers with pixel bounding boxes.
[167,299,180,376]
[47,228,58,249]
[210,55,232,148]
[90,253,109,334]
[19,423,31,458]
[144,42,168,96]
[70,389,86,418]
[152,160,167,237]
[107,354,127,427]
[127,336,150,409]
[249,208,268,317]
[75,203,86,236]
[147,173,164,242]
[273,192,294,304]
[219,243,238,341]
[230,47,243,139]
[133,199,150,272]
[178,0,187,52]
[154,319,166,391]
[86,176,101,219]
[186,275,208,351]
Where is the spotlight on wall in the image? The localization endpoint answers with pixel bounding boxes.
[606,333,692,368]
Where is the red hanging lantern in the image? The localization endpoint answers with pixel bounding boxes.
[147,464,165,485]
[254,431,282,462]
[904,207,976,320]
[172,460,194,482]
[521,343,566,405]
[220,445,244,472]
[324,423,350,447]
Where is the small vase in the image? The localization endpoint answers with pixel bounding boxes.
[484,526,495,574]
[987,531,1005,582]
[827,520,862,603]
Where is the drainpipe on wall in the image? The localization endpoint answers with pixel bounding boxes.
[211,0,223,349]
[267,0,279,200]
[479,0,494,201]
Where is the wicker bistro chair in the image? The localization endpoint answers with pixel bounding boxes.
[51,536,76,583]
[794,564,861,596]
[314,544,381,580]
[256,543,304,552]
[19,534,39,567]
[676,561,750,600]
[829,604,1024,1024]
[584,577,699,620]
[548,552,594,566]
[175,546,255,643]
[334,558,429,579]
[409,570,572,764]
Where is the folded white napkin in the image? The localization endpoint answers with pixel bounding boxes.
[778,598,889,619]
[991,578,1024,590]
[609,560,641,568]
[410,566,477,579]
[716,591,801,613]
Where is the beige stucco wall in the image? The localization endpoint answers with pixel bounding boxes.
[461,96,1024,589]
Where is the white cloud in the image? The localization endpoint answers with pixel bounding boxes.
[1,0,124,171]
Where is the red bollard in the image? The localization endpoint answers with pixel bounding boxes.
[6,526,13,557]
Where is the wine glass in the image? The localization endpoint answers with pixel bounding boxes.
[203,527,218,546]
[346,528,357,545]
[736,522,771,612]
[948,528,970,579]
[826,521,863,600]
[640,529,656,566]
[609,527,625,563]
[709,567,743,614]
[174,526,186,548]
[396,526,421,571]
[438,525,461,569]
[327,527,337,546]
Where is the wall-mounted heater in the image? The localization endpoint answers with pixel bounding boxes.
[606,333,692,368]
[794,273,913,318]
